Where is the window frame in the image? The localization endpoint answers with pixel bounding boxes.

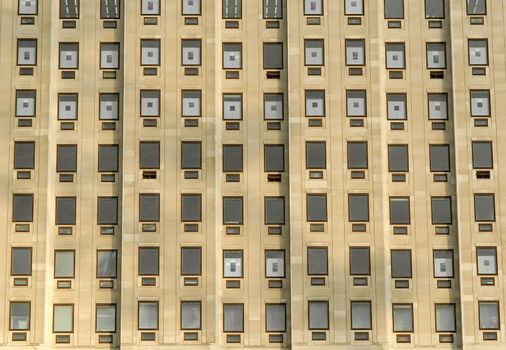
[222,42,243,70]
[58,42,79,70]
[223,249,244,278]
[429,144,451,172]
[305,90,325,117]
[57,93,78,121]
[222,93,243,120]
[426,42,447,70]
[467,0,487,15]
[348,193,370,222]
[389,196,411,225]
[100,0,120,19]
[223,196,244,225]
[384,0,404,19]
[387,144,409,172]
[11,247,32,276]
[15,89,36,118]
[304,39,325,67]
[265,303,287,333]
[385,42,406,70]
[468,39,489,66]
[97,196,119,225]
[181,39,202,66]
[387,93,407,120]
[181,194,202,222]
[98,144,119,173]
[346,89,367,117]
[138,301,159,330]
[264,144,285,172]
[142,0,161,16]
[345,39,366,66]
[347,141,368,169]
[350,300,372,330]
[474,193,495,222]
[181,247,202,276]
[180,301,202,330]
[308,301,329,330]
[433,249,454,278]
[435,303,456,333]
[59,0,79,19]
[392,303,414,333]
[140,89,161,118]
[53,304,74,333]
[96,249,118,279]
[263,42,284,70]
[431,196,452,225]
[307,246,328,276]
[344,0,364,16]
[425,0,445,19]
[140,39,161,67]
[55,196,77,225]
[349,246,371,276]
[95,303,117,333]
[139,141,160,169]
[305,141,326,170]
[18,0,38,15]
[139,193,160,222]
[471,141,493,169]
[17,39,37,66]
[263,93,284,120]
[54,249,75,279]
[478,301,500,330]
[469,90,491,117]
[12,194,34,223]
[222,0,242,19]
[263,0,283,19]
[391,249,412,278]
[181,90,202,118]
[181,141,202,170]
[138,246,160,276]
[14,141,35,170]
[223,303,244,332]
[9,301,31,331]
[264,196,285,225]
[265,249,286,278]
[181,0,201,16]
[99,42,120,70]
[99,93,120,120]
[476,246,498,276]
[427,93,448,120]
[306,193,327,222]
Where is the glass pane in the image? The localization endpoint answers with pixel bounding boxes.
[14,142,35,169]
[224,250,243,278]
[264,94,283,120]
[56,197,76,225]
[305,40,324,66]
[223,94,242,120]
[309,301,328,329]
[60,0,79,18]
[142,0,160,15]
[264,0,282,18]
[139,302,158,330]
[223,43,242,69]
[308,247,328,275]
[426,0,444,18]
[97,197,118,225]
[389,197,410,224]
[306,194,327,222]
[223,197,243,224]
[467,0,486,15]
[474,194,495,221]
[479,302,500,330]
[224,304,243,332]
[347,90,366,117]
[388,145,408,172]
[223,0,241,18]
[54,305,73,332]
[16,90,36,117]
[55,250,74,278]
[181,302,201,329]
[350,247,370,275]
[385,0,403,18]
[139,194,160,222]
[434,250,453,278]
[182,0,200,15]
[306,142,326,169]
[391,250,411,278]
[429,145,450,171]
[264,43,283,69]
[265,197,285,224]
[431,197,452,224]
[266,304,286,332]
[139,142,160,169]
[472,142,492,169]
[223,145,243,172]
[264,145,284,172]
[266,250,285,278]
[305,90,325,117]
[351,301,371,329]
[348,194,369,222]
[97,251,117,278]
[101,0,120,18]
[477,247,497,275]
[428,94,448,120]
[98,145,119,172]
[140,90,160,117]
[182,90,201,117]
[11,248,32,275]
[13,194,33,222]
[10,303,30,330]
[181,195,202,222]
[99,93,119,120]
[436,304,455,332]
[181,142,201,169]
[347,142,368,169]
[57,145,77,171]
[393,305,413,332]
[182,248,201,275]
[58,94,78,120]
[386,43,405,69]
[96,305,116,332]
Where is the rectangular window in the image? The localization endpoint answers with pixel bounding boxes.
[265,250,285,278]
[348,194,369,222]
[477,247,497,275]
[304,0,323,15]
[306,194,327,222]
[345,0,364,15]
[266,304,286,332]
[181,247,202,275]
[389,197,410,224]
[264,144,284,172]
[434,250,454,278]
[385,0,403,18]
[223,0,241,18]
[138,302,158,330]
[10,302,30,331]
[100,0,120,19]
[17,39,37,66]
[264,93,283,120]
[60,0,79,18]
[59,43,79,69]
[142,0,160,15]
[386,43,405,69]
[58,93,78,120]
[305,90,325,117]
[265,196,285,225]
[53,305,74,333]
[345,39,365,66]
[96,304,116,333]
[224,250,243,278]
[141,39,160,66]
[14,141,35,169]
[347,141,368,169]
[16,90,36,117]
[427,42,446,69]
[223,304,244,332]
[56,197,76,225]
[223,43,242,69]
[306,141,326,169]
[223,196,243,225]
[223,94,242,120]
[181,194,202,222]
[55,250,75,278]
[264,0,282,19]
[351,301,372,330]
[181,301,201,330]
[350,247,370,275]
[182,39,201,66]
[428,93,448,120]
[182,0,200,15]
[346,90,366,117]
[99,93,119,120]
[467,0,486,15]
[139,194,160,222]
[13,194,33,222]
[140,90,160,117]
[393,304,413,332]
[479,301,500,330]
[182,90,201,117]
[472,141,493,169]
[435,304,456,332]
[139,141,160,169]
[307,247,328,275]
[19,0,37,15]
[468,39,488,65]
[97,197,118,225]
[305,39,324,66]
[388,145,408,172]
[425,0,444,18]
[431,197,452,224]
[223,145,243,172]
[308,301,329,330]
[100,43,120,69]
[139,247,159,276]
[181,141,202,169]
[263,43,283,69]
[98,145,119,172]
[429,145,450,172]
[474,194,495,221]
[470,90,490,117]
[11,247,32,276]
[97,250,117,278]
[391,250,412,278]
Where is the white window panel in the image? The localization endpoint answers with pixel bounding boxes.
[16,91,36,117]
[18,40,37,65]
[434,250,453,278]
[223,43,242,69]
[100,43,119,69]
[140,91,160,117]
[182,91,201,117]
[223,94,242,120]
[386,43,405,69]
[477,247,497,275]
[305,40,324,66]
[53,305,73,333]
[305,91,324,117]
[142,0,160,15]
[58,94,78,120]
[59,43,78,69]
[347,90,366,117]
[345,0,363,15]
[182,40,201,65]
[428,94,447,120]
[346,40,365,65]
[264,94,283,120]
[427,43,446,69]
[19,0,37,14]
[469,40,488,65]
[304,0,322,15]
[99,94,119,120]
[470,91,490,116]
[266,251,285,278]
[141,40,160,66]
[224,251,243,278]
[387,94,406,120]
[182,0,201,15]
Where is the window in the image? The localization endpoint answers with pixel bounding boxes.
[264,0,282,19]
[430,145,450,172]
[59,43,79,69]
[141,39,160,66]
[308,301,329,330]
[348,194,369,222]
[431,197,452,224]
[56,197,76,225]
[393,304,413,332]
[264,93,283,120]
[100,0,120,19]
[138,302,158,330]
[182,39,201,66]
[468,39,488,65]
[139,142,160,169]
[263,43,283,69]
[13,194,33,222]
[224,250,243,278]
[223,197,243,224]
[345,39,365,66]
[140,90,160,117]
[181,302,201,330]
[427,42,446,69]
[53,305,74,333]
[223,145,243,172]
[435,304,456,332]
[304,0,323,15]
[139,247,159,276]
[182,90,201,117]
[391,250,412,278]
[181,247,202,275]
[96,304,116,333]
[17,39,37,66]
[139,194,160,222]
[351,301,372,330]
[476,247,497,275]
[18,0,37,15]
[56,145,77,172]
[55,250,75,278]
[470,90,490,117]
[306,194,327,222]
[347,141,368,169]
[181,194,202,222]
[479,301,500,330]
[345,0,364,15]
[100,43,120,69]
[264,144,284,172]
[467,0,486,15]
[14,141,35,169]
[305,90,325,117]
[385,0,403,18]
[223,304,244,332]
[223,94,242,120]
[307,247,328,275]
[16,90,36,117]
[11,247,32,276]
[10,302,30,331]
[474,194,495,221]
[387,94,407,120]
[350,247,370,275]
[265,250,285,278]
[223,43,242,69]
[98,145,119,172]
[142,0,160,15]
[389,197,410,224]
[97,250,117,278]
[181,141,202,169]
[472,141,493,169]
[99,93,119,120]
[266,304,286,332]
[223,0,241,18]
[60,0,79,18]
[58,93,78,120]
[386,43,405,69]
[428,93,448,120]
[305,39,324,66]
[97,197,118,225]
[182,0,200,15]
[425,0,444,18]
[347,90,366,117]
[388,145,408,172]
[434,250,454,278]
[306,141,326,169]
[265,197,285,225]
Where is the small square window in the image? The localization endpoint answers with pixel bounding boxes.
[56,144,77,172]
[433,250,454,278]
[264,0,282,19]
[17,39,37,66]
[223,43,242,69]
[223,304,244,332]
[472,141,493,169]
[97,250,117,278]
[304,0,323,16]
[435,304,456,332]
[141,39,160,66]
[345,39,365,66]
[19,0,38,15]
[431,197,452,224]
[265,250,285,278]
[427,42,446,69]
[182,39,201,66]
[345,0,364,15]
[54,250,75,278]
[139,247,159,276]
[181,247,202,275]
[182,0,201,15]
[306,194,327,222]
[468,39,488,66]
[305,39,324,66]
[53,304,74,333]
[347,141,368,169]
[264,144,284,172]
[181,301,201,330]
[98,144,119,172]
[425,0,444,18]
[14,141,35,169]
[139,194,160,222]
[181,194,202,222]
[97,197,118,225]
[479,301,500,330]
[142,0,161,15]
[12,194,33,222]
[100,43,120,69]
[10,302,30,331]
[470,90,490,117]
[138,302,158,330]
[391,250,412,278]
[223,144,243,172]
[348,194,369,222]
[182,90,201,117]
[474,193,495,222]
[11,247,32,276]
[305,90,325,117]
[60,0,79,19]
[308,301,329,330]
[389,197,410,224]
[139,141,160,169]
[140,90,160,117]
[307,247,328,275]
[99,93,119,120]
[56,197,76,225]
[351,301,372,330]
[265,197,285,225]
[100,0,120,19]
[346,90,366,117]
[224,250,243,278]
[181,141,202,169]
[223,0,241,19]
[58,94,78,120]
[388,145,409,172]
[393,304,413,332]
[387,93,407,120]
[223,196,243,225]
[350,247,370,275]
[223,94,242,120]
[264,93,283,120]
[476,247,497,275]
[266,304,286,332]
[385,0,404,19]
[263,43,283,69]
[16,90,36,117]
[428,93,448,120]
[59,43,79,69]
[96,304,116,333]
[429,144,450,172]
[467,0,486,15]
[386,43,406,69]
